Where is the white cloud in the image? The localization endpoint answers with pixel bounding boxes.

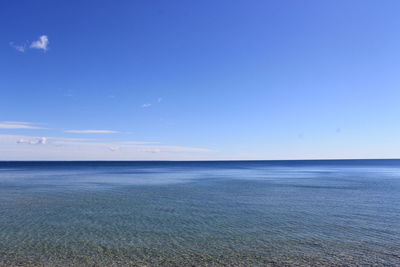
[138,148,161,153]
[17,137,47,145]
[10,35,49,53]
[0,134,214,160]
[9,42,26,52]
[141,98,162,108]
[65,129,118,134]
[37,137,47,144]
[0,121,44,129]
[30,35,49,51]
[108,146,119,152]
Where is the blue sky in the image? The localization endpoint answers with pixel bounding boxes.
[1,0,400,160]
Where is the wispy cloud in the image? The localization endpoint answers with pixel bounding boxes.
[30,35,49,51]
[10,35,49,52]
[9,42,27,52]
[65,129,118,134]
[0,134,214,160]
[17,137,47,145]
[0,121,44,129]
[142,97,162,108]
[108,146,119,152]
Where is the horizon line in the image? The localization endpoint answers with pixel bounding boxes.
[0,158,399,162]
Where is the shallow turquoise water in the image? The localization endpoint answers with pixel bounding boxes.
[0,160,399,266]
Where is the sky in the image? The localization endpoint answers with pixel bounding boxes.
[1,0,400,160]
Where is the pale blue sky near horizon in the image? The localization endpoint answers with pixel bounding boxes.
[1,0,400,160]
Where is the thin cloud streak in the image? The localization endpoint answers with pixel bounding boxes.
[65,130,118,134]
[142,98,162,108]
[0,121,45,129]
[17,137,47,145]
[0,134,215,160]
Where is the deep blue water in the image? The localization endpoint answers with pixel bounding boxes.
[0,160,399,266]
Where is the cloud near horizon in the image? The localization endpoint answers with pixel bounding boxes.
[17,137,47,145]
[65,129,118,134]
[0,121,45,129]
[0,134,214,160]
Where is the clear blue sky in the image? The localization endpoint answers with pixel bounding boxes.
[1,0,400,160]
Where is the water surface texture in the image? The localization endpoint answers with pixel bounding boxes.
[0,160,399,266]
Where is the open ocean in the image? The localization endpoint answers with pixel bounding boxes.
[0,160,399,266]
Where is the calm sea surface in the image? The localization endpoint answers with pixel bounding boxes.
[0,160,399,266]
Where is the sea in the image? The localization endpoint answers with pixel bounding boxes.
[0,160,399,266]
